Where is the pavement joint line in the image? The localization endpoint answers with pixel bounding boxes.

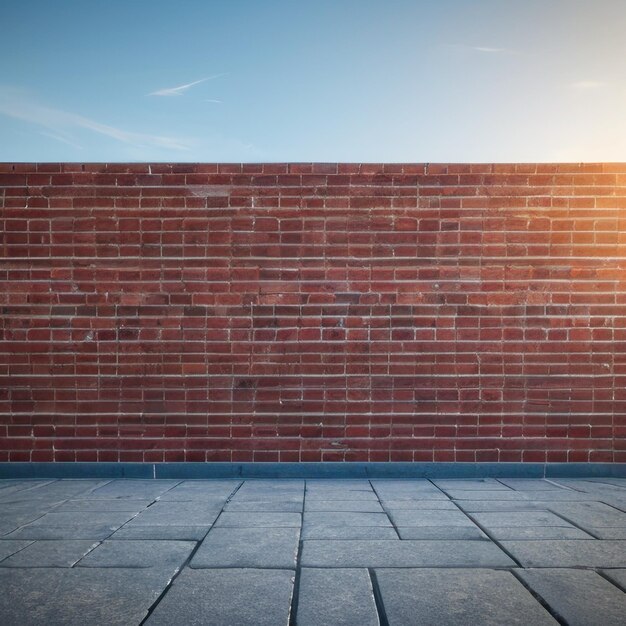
[0,540,35,565]
[509,568,569,626]
[2,479,57,496]
[70,540,102,568]
[104,480,185,538]
[544,479,578,491]
[548,480,588,493]
[287,481,306,626]
[368,567,390,626]
[546,510,602,539]
[591,479,626,490]
[493,478,517,490]
[83,479,116,497]
[596,499,626,514]
[91,508,150,544]
[368,479,401,539]
[138,479,245,626]
[0,507,61,539]
[595,568,626,593]
[426,478,525,568]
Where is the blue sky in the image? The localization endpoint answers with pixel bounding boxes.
[1,0,625,162]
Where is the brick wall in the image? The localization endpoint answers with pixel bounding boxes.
[1,162,625,463]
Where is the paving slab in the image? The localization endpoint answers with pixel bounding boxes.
[376,568,557,625]
[305,485,375,495]
[594,495,626,511]
[17,480,106,500]
[0,494,65,509]
[214,512,301,527]
[601,569,626,591]
[157,480,241,501]
[301,540,515,568]
[587,478,626,488]
[77,540,195,568]
[191,527,300,568]
[296,568,379,626]
[126,509,220,527]
[0,540,98,567]
[517,568,626,626]
[229,493,304,504]
[433,479,511,491]
[1,495,63,509]
[0,495,55,510]
[371,480,448,500]
[304,512,391,528]
[590,527,626,539]
[379,499,457,510]
[12,511,137,527]
[142,500,226,513]
[0,540,33,561]
[110,525,210,541]
[471,511,576,528]
[235,481,303,498]
[243,480,304,489]
[301,525,399,540]
[396,526,488,540]
[497,479,569,491]
[387,509,475,527]
[547,501,626,528]
[0,481,54,499]
[224,499,303,512]
[307,480,371,488]
[445,490,528,501]
[0,480,31,489]
[5,523,123,541]
[601,496,626,512]
[145,568,294,626]
[304,500,384,512]
[550,479,626,495]
[306,485,374,497]
[489,526,592,540]
[371,479,447,499]
[305,491,379,501]
[455,500,549,512]
[53,499,153,512]
[0,514,45,536]
[0,566,177,626]
[5,511,136,539]
[515,491,595,502]
[501,540,626,567]
[87,480,180,500]
[305,481,373,495]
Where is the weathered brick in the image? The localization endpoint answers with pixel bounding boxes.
[0,162,624,461]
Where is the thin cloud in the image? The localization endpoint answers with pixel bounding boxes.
[444,44,519,55]
[0,87,190,151]
[472,46,510,53]
[569,80,606,90]
[40,131,83,150]
[205,99,222,104]
[148,74,225,97]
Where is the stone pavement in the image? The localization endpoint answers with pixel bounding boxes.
[0,477,625,625]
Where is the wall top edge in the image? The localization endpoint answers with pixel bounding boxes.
[1,462,624,480]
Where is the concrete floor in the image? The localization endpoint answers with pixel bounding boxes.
[0,477,625,625]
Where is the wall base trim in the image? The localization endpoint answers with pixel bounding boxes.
[0,462,624,479]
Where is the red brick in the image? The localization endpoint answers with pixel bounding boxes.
[0,162,622,462]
